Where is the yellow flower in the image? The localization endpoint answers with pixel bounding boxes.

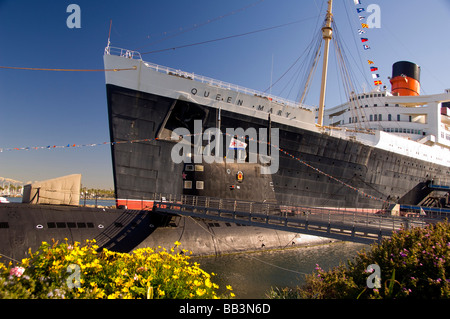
[97,290,106,298]
[230,292,236,298]
[196,288,206,296]
[174,241,181,247]
[226,285,233,291]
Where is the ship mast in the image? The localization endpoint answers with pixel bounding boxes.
[317,0,333,127]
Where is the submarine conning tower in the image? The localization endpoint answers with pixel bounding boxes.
[390,61,421,96]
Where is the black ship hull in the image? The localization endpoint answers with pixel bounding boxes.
[106,84,450,209]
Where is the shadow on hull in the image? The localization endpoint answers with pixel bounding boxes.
[95,210,172,253]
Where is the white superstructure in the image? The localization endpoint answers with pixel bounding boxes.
[323,87,450,167]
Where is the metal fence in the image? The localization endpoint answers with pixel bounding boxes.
[137,193,441,244]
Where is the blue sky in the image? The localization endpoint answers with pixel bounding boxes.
[1,0,450,189]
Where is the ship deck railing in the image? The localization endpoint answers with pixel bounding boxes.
[105,46,313,112]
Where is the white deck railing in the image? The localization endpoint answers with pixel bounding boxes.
[105,46,312,111]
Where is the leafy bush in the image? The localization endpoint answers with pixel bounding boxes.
[269,221,450,299]
[0,239,234,299]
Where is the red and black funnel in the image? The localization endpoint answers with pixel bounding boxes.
[390,61,421,96]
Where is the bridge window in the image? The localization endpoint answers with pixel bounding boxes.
[184,181,192,189]
[196,181,204,190]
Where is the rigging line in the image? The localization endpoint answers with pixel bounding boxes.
[297,29,323,104]
[135,0,266,50]
[277,58,306,99]
[262,32,316,94]
[0,66,137,72]
[186,216,309,276]
[332,22,370,130]
[333,35,361,129]
[295,0,326,101]
[141,16,321,55]
[332,20,368,93]
[269,26,322,100]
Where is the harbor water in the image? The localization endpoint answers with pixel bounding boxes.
[193,241,368,299]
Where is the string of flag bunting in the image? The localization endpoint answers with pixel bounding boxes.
[0,133,391,205]
[353,0,383,87]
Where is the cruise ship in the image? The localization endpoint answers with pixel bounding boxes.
[104,5,450,211]
[1,0,450,262]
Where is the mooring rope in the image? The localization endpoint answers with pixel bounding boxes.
[0,66,137,72]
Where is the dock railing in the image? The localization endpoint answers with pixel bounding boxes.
[118,193,442,244]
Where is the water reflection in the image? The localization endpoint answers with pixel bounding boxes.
[194,242,368,299]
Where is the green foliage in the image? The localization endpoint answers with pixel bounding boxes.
[269,221,450,299]
[0,239,234,299]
